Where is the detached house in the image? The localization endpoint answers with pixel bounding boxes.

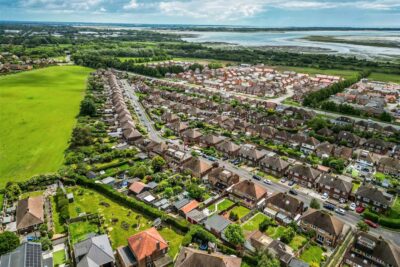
[300,209,348,248]
[216,140,240,159]
[231,180,268,208]
[167,121,189,135]
[181,128,203,144]
[238,144,267,165]
[208,167,240,190]
[265,192,304,222]
[286,165,321,188]
[315,174,353,202]
[116,227,171,267]
[182,157,213,178]
[74,234,115,267]
[377,157,400,177]
[355,185,392,212]
[337,131,360,147]
[341,232,400,267]
[260,156,290,177]
[16,196,44,233]
[175,247,242,267]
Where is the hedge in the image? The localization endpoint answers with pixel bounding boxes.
[363,210,400,229]
[74,176,190,232]
[93,160,129,171]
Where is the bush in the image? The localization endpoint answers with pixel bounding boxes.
[378,217,400,229]
[363,210,379,222]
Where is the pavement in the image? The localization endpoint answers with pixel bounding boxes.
[121,77,400,246]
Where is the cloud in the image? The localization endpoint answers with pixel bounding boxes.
[123,0,138,10]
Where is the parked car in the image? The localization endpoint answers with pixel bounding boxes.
[339,198,346,204]
[321,192,329,200]
[222,156,228,161]
[253,175,262,181]
[356,206,365,214]
[335,208,346,215]
[289,189,298,195]
[280,177,287,183]
[208,156,217,162]
[364,219,379,228]
[288,180,295,186]
[263,179,272,185]
[323,202,336,211]
[350,203,356,211]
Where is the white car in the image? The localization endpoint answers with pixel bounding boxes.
[321,192,329,200]
[263,179,272,185]
[349,203,356,210]
[335,208,346,216]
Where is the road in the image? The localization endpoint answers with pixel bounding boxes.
[121,78,400,246]
[123,71,400,130]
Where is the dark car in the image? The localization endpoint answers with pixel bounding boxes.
[253,175,262,181]
[288,180,295,186]
[289,189,298,195]
[323,202,336,211]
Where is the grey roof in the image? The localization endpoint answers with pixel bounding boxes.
[101,177,115,184]
[173,198,191,210]
[146,181,158,189]
[204,214,231,233]
[316,174,353,194]
[74,234,115,267]
[0,242,42,267]
[289,258,310,267]
[116,246,137,267]
[356,186,390,206]
[186,209,207,223]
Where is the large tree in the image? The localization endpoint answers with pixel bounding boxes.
[255,249,280,267]
[0,232,20,255]
[151,155,166,172]
[80,98,96,117]
[224,224,245,246]
[310,198,320,209]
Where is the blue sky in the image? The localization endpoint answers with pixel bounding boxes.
[1,0,400,27]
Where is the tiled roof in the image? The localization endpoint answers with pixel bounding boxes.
[128,227,168,262]
[16,196,44,230]
[301,209,344,236]
[175,247,241,267]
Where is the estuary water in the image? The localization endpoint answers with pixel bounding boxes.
[174,30,400,59]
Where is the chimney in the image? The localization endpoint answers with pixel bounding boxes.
[156,241,160,251]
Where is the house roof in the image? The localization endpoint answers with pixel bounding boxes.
[260,156,289,170]
[0,242,43,267]
[232,180,267,200]
[204,214,231,233]
[186,209,207,222]
[379,157,400,170]
[201,134,224,145]
[174,247,241,267]
[216,140,240,153]
[353,232,400,267]
[127,227,168,262]
[74,234,115,267]
[16,196,44,230]
[316,174,353,194]
[180,200,199,214]
[174,198,191,210]
[182,158,212,176]
[129,181,147,194]
[356,185,390,206]
[301,209,344,236]
[182,128,203,139]
[267,192,304,217]
[288,165,321,181]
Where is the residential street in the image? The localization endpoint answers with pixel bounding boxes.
[121,78,400,246]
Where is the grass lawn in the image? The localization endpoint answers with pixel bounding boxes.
[0,66,92,188]
[20,190,44,199]
[300,245,325,266]
[67,187,184,250]
[53,249,66,266]
[69,220,100,244]
[159,227,185,258]
[230,205,251,220]
[272,66,359,80]
[208,198,235,213]
[0,194,3,210]
[241,212,268,232]
[368,72,400,83]
[387,197,400,219]
[266,225,287,239]
[50,196,65,234]
[289,235,307,251]
[352,182,361,193]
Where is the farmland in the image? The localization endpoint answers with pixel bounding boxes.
[0,66,92,188]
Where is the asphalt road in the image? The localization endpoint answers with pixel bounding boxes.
[121,78,400,246]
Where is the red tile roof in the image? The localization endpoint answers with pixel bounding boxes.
[128,227,168,262]
[129,181,146,194]
[180,200,199,214]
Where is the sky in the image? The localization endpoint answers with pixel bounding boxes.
[1,0,400,27]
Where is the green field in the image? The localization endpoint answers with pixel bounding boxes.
[368,72,400,83]
[300,245,325,266]
[53,250,66,266]
[69,220,101,244]
[241,212,268,232]
[273,66,359,80]
[208,198,235,213]
[0,66,92,188]
[229,205,251,219]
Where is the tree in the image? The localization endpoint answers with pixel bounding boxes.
[281,228,295,244]
[5,183,21,202]
[0,231,20,255]
[224,224,245,246]
[357,221,370,232]
[70,126,93,147]
[187,184,205,201]
[310,198,321,209]
[229,211,239,221]
[259,218,274,232]
[151,156,166,172]
[80,98,96,116]
[40,237,52,251]
[255,249,280,267]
